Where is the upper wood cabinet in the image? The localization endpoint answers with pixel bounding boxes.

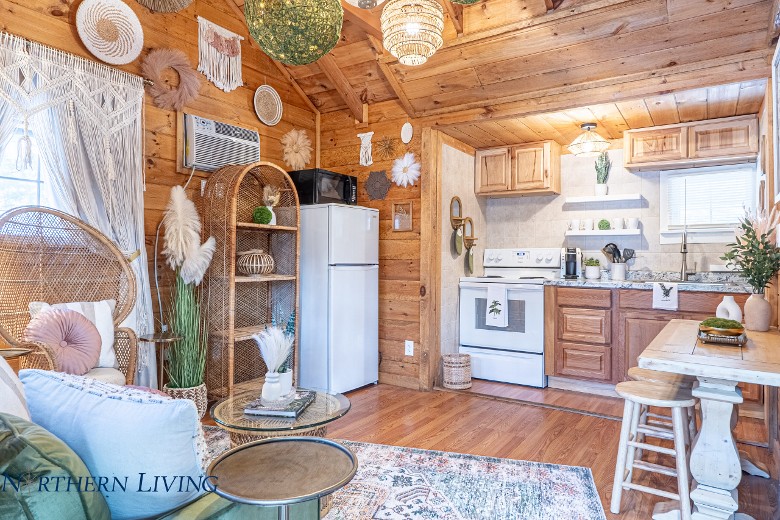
[475,141,560,196]
[624,115,758,171]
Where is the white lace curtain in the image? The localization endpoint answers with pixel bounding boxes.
[0,32,156,387]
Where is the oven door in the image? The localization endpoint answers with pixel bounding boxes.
[458,282,544,353]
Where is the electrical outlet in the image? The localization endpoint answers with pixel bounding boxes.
[404,340,414,356]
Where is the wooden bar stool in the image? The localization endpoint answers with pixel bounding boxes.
[628,366,698,443]
[611,380,696,520]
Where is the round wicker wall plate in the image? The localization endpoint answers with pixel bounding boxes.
[77,0,144,65]
[135,0,193,12]
[254,85,283,126]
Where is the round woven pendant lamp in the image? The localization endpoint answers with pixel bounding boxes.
[381,0,444,66]
[244,0,344,66]
[134,0,193,12]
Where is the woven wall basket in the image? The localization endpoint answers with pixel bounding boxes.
[77,0,144,65]
[254,85,283,126]
[135,0,193,12]
[442,353,472,390]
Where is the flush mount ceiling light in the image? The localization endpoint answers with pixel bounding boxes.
[344,0,387,8]
[568,123,610,157]
[381,0,444,66]
[244,0,343,66]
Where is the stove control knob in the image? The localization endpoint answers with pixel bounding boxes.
[487,253,494,261]
[496,254,503,262]
[535,255,544,263]
[545,255,554,262]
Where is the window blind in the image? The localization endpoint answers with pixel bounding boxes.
[663,166,756,230]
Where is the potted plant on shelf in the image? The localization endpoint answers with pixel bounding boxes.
[594,151,611,196]
[584,258,601,280]
[161,186,216,417]
[721,208,780,331]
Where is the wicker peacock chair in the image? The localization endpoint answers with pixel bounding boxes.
[0,207,138,384]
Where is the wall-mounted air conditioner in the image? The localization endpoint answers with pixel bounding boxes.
[183,114,260,172]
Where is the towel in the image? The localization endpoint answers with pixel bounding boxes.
[652,282,679,311]
[486,284,508,328]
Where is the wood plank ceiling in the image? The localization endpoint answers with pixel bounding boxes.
[230,0,773,128]
[441,79,768,148]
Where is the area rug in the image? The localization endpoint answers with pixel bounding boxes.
[202,426,606,520]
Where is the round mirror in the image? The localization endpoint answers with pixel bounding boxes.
[449,196,463,230]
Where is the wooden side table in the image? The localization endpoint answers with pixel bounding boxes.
[207,437,358,520]
[138,333,181,389]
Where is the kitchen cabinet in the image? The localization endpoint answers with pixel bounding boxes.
[624,115,758,171]
[475,141,560,196]
[558,308,611,344]
[555,342,611,381]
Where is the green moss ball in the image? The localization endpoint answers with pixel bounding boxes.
[253,206,273,225]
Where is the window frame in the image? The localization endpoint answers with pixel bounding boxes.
[659,163,758,245]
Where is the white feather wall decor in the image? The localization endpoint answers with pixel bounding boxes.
[391,152,421,188]
[281,129,312,170]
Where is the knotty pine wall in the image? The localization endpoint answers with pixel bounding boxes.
[3,0,317,317]
[320,100,423,390]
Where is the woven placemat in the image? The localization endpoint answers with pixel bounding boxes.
[366,170,391,200]
[135,0,193,12]
[254,85,283,126]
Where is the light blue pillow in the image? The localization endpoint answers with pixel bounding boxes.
[20,370,207,520]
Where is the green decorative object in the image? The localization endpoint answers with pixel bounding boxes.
[244,0,344,66]
[721,210,780,294]
[598,219,611,230]
[595,151,611,184]
[253,206,273,225]
[584,258,600,267]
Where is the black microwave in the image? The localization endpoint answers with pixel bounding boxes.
[287,169,358,205]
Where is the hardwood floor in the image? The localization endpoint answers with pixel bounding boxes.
[324,383,778,519]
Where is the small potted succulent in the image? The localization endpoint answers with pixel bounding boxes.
[594,151,611,196]
[598,219,611,231]
[584,258,601,280]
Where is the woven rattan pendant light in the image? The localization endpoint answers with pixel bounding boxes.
[135,0,193,12]
[244,0,343,66]
[568,123,611,157]
[381,0,444,66]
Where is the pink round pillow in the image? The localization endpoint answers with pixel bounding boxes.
[22,309,101,376]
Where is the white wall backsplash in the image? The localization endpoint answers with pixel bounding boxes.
[485,148,731,273]
[440,144,485,355]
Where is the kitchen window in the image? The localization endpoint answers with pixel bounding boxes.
[0,127,56,215]
[659,164,757,244]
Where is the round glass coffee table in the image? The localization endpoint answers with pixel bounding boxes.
[208,437,358,520]
[211,387,350,447]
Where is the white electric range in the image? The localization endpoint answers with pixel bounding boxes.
[459,248,561,388]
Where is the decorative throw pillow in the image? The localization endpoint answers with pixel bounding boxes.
[29,299,117,368]
[0,356,29,420]
[0,412,111,520]
[20,370,208,520]
[22,309,102,376]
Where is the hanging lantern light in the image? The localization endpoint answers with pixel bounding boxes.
[381,0,444,66]
[244,0,343,66]
[568,123,611,157]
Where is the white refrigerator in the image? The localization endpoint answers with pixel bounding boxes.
[299,204,379,394]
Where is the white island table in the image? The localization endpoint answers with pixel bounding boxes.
[639,319,779,520]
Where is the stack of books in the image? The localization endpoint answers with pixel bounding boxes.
[244,390,316,418]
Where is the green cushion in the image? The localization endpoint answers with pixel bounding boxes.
[157,492,321,520]
[0,413,110,520]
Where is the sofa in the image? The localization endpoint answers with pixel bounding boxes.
[0,358,317,519]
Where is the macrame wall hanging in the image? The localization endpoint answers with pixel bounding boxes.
[358,131,374,167]
[365,170,391,200]
[141,48,200,110]
[197,16,244,93]
[392,152,421,188]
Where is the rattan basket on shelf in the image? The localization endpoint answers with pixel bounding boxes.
[237,249,275,275]
[442,353,472,390]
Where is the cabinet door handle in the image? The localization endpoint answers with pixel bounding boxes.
[544,169,549,178]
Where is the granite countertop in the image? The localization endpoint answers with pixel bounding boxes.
[544,272,750,293]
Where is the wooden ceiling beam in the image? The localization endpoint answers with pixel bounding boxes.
[318,53,368,123]
[442,1,464,35]
[341,2,385,41]
[544,0,565,12]
[367,35,418,117]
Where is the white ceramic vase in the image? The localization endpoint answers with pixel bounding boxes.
[716,295,743,322]
[594,184,608,196]
[261,371,283,401]
[744,293,771,331]
[584,265,601,280]
[279,369,293,396]
[266,206,277,226]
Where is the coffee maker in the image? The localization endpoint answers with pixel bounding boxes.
[560,247,582,279]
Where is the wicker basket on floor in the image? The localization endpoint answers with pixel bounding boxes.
[442,353,472,390]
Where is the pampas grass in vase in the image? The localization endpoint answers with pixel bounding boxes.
[253,326,294,403]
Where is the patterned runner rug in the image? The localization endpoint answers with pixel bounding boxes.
[203,426,606,520]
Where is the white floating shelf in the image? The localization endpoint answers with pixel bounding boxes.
[565,229,642,236]
[564,194,642,204]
